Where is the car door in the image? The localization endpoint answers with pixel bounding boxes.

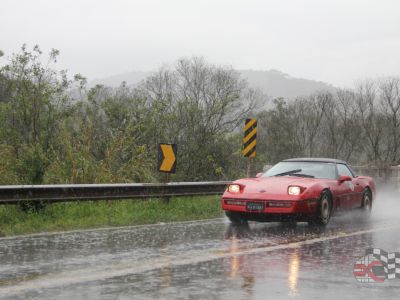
[350,172,365,208]
[337,164,360,209]
[334,176,353,210]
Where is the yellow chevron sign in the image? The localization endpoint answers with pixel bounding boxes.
[243,118,257,157]
[158,144,177,173]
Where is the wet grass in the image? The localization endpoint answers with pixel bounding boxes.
[0,196,223,237]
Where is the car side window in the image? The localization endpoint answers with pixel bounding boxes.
[337,164,353,178]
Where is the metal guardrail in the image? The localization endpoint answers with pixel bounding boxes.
[0,182,230,205]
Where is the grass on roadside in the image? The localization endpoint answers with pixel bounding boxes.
[0,196,223,237]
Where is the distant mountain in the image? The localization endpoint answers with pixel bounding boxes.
[90,71,150,88]
[90,69,335,99]
[240,69,336,99]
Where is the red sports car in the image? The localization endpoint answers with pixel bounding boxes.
[222,158,376,226]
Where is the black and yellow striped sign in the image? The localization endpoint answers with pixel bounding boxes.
[243,118,257,157]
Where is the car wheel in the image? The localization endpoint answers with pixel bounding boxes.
[225,211,248,225]
[360,189,372,218]
[308,191,331,226]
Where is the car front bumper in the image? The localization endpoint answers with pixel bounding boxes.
[222,197,319,216]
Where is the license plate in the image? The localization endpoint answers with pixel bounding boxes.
[246,202,265,211]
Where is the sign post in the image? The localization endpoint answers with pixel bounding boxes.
[242,118,257,177]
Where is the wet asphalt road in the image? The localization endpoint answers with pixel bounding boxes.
[1,198,400,299]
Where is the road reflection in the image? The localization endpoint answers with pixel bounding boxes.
[288,249,300,297]
[228,237,239,278]
[226,224,255,299]
[224,223,321,299]
[222,220,385,299]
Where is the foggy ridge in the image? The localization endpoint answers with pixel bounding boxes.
[90,69,336,99]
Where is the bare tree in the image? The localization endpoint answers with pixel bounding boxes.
[355,80,386,165]
[292,93,328,157]
[379,77,400,164]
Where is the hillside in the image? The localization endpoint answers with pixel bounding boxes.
[240,69,336,98]
[90,69,336,99]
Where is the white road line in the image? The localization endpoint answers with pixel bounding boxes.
[1,223,400,296]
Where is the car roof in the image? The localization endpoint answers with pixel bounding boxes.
[282,157,347,164]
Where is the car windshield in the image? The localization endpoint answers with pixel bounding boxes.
[263,161,337,179]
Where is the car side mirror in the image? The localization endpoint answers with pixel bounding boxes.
[339,175,352,182]
[256,172,263,178]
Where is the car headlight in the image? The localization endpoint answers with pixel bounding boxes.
[288,186,302,195]
[228,184,241,193]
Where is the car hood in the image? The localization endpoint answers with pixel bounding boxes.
[233,176,320,195]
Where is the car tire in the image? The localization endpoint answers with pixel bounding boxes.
[360,189,372,219]
[308,190,332,226]
[225,211,248,225]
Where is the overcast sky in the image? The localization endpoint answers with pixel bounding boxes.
[1,0,400,87]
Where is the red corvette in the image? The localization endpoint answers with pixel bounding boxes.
[222,158,376,226]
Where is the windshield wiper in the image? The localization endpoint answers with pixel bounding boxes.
[288,173,315,178]
[274,169,302,176]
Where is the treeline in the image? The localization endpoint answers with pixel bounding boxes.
[258,79,400,166]
[0,45,263,184]
[0,45,399,185]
